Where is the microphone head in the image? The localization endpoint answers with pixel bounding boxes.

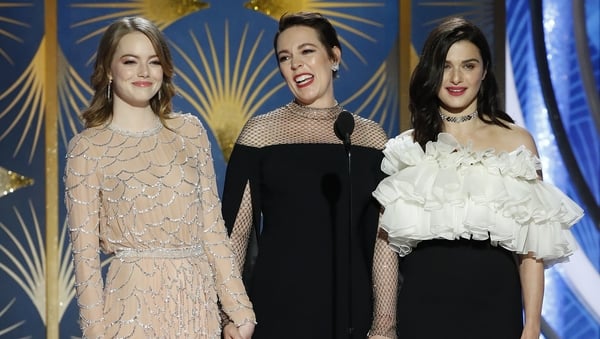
[334,110,355,144]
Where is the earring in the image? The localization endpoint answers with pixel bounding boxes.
[331,63,339,72]
[158,89,162,101]
[107,79,112,101]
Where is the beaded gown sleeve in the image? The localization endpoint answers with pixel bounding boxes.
[64,133,105,338]
[191,116,256,326]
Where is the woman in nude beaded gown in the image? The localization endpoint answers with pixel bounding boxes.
[64,17,255,339]
[222,12,398,339]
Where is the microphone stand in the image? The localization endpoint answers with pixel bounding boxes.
[334,111,354,339]
[343,134,353,339]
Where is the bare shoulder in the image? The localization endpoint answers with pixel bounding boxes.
[492,120,539,156]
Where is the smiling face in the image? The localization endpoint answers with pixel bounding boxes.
[276,25,340,108]
[109,31,163,110]
[437,40,486,115]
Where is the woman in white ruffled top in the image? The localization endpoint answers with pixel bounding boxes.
[372,17,583,339]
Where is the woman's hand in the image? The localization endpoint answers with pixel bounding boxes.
[520,324,541,339]
[237,322,255,339]
[222,322,240,339]
[222,322,255,339]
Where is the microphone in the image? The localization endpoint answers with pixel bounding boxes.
[334,110,355,150]
[334,110,355,338]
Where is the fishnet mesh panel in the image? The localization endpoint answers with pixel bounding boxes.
[230,183,253,270]
[370,227,399,338]
[237,101,387,149]
[230,101,399,338]
[221,183,254,326]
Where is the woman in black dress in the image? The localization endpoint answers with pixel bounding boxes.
[222,12,398,339]
[372,17,582,339]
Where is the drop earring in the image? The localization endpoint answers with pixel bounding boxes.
[331,63,339,72]
[107,79,112,101]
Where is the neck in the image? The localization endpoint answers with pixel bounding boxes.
[111,108,159,132]
[439,110,478,123]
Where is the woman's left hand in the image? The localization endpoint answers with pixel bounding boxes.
[237,322,255,339]
[222,322,241,339]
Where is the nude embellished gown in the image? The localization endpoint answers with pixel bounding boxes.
[64,113,255,338]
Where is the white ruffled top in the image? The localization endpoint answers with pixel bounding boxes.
[372,132,583,266]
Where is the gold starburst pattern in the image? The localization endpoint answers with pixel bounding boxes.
[244,0,384,64]
[0,299,24,336]
[0,202,47,323]
[57,48,93,146]
[342,59,397,135]
[0,2,31,65]
[71,0,209,43]
[342,41,418,135]
[171,22,286,161]
[0,38,45,163]
[0,166,34,198]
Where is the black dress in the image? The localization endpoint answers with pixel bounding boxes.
[397,239,523,339]
[222,101,395,339]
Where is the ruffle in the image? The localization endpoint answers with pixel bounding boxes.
[373,133,583,266]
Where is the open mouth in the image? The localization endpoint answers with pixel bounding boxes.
[295,74,314,85]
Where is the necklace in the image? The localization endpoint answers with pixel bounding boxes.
[439,110,478,123]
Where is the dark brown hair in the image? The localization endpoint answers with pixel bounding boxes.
[410,17,513,148]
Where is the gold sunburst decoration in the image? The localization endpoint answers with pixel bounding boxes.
[244,0,384,64]
[0,202,47,323]
[71,0,209,43]
[342,60,397,134]
[0,2,31,65]
[0,299,24,336]
[0,38,45,163]
[0,166,34,198]
[58,48,93,147]
[341,40,418,135]
[171,22,286,161]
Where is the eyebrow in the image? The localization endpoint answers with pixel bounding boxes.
[277,42,318,55]
[445,58,480,63]
[118,54,159,59]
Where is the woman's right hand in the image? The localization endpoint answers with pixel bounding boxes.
[223,322,255,339]
[237,322,255,339]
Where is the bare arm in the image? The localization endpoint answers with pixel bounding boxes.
[514,125,545,338]
[519,254,544,339]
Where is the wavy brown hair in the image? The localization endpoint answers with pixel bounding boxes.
[81,16,177,128]
[410,17,514,149]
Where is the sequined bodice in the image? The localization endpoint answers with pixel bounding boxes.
[90,118,206,253]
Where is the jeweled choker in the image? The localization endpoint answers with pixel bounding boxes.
[439,110,478,123]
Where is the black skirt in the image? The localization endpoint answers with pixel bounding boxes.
[397,238,524,339]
